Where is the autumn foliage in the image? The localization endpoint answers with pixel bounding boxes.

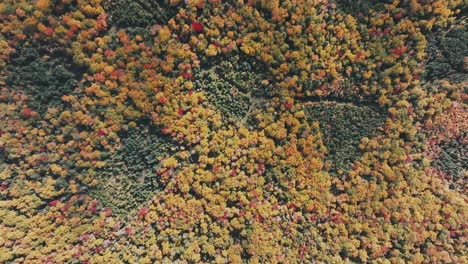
[0,0,466,263]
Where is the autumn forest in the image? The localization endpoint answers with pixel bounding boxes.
[0,0,467,263]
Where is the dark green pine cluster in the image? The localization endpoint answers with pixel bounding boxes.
[104,0,179,28]
[433,138,467,192]
[90,125,175,217]
[335,0,386,16]
[424,20,468,81]
[6,42,86,111]
[193,55,272,122]
[305,102,386,172]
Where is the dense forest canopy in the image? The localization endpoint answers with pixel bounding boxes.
[0,0,466,263]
